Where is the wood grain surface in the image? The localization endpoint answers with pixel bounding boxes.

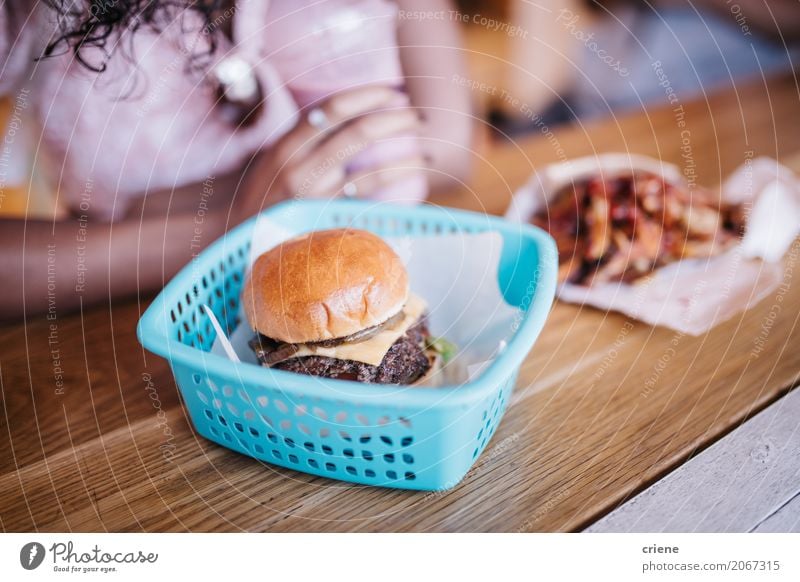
[2,74,800,532]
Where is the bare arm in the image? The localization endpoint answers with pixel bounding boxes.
[396,0,474,189]
[0,209,228,320]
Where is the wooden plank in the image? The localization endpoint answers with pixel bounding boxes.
[752,492,800,533]
[586,389,800,532]
[2,74,800,532]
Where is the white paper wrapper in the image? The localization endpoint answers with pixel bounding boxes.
[506,154,800,336]
[212,215,521,385]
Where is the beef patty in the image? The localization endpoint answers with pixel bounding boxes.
[250,319,431,384]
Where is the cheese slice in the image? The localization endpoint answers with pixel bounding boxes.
[289,294,427,366]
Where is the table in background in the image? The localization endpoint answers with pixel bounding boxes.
[2,74,799,532]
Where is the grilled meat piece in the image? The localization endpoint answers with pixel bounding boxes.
[250,319,431,385]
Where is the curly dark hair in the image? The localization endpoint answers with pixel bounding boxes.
[41,0,228,72]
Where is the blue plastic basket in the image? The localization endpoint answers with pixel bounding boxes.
[137,200,556,491]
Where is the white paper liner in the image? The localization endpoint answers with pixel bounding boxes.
[506,154,800,336]
[212,215,521,385]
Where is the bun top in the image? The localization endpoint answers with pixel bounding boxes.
[242,228,409,344]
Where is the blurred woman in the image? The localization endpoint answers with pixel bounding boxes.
[0,0,472,318]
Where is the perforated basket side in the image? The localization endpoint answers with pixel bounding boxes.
[174,362,512,490]
[471,370,516,461]
[160,241,250,352]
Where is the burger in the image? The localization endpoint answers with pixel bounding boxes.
[242,228,451,384]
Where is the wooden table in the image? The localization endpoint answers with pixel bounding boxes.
[2,74,800,533]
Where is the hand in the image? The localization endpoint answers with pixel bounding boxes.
[234,85,425,223]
